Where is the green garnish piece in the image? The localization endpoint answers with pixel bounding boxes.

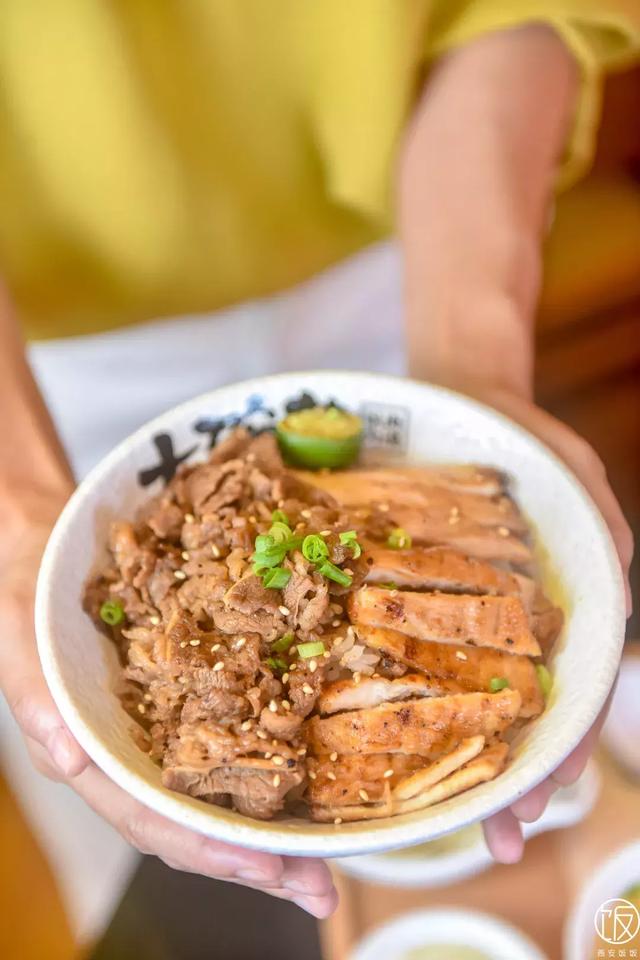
[271,632,295,654]
[271,509,289,525]
[302,534,329,564]
[317,560,352,587]
[339,530,362,559]
[377,581,398,590]
[535,664,553,699]
[622,883,640,902]
[266,656,288,673]
[276,406,363,469]
[251,530,302,574]
[489,677,509,693]
[262,566,292,589]
[297,641,325,659]
[387,527,412,550]
[269,520,293,544]
[100,599,125,626]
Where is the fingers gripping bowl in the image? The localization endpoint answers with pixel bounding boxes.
[35,372,625,857]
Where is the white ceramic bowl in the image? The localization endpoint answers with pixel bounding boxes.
[349,907,549,960]
[565,839,640,960]
[336,761,600,888]
[35,371,625,858]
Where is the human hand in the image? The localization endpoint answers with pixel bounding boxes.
[0,487,337,917]
[472,388,633,863]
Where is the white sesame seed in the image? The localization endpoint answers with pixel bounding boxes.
[308,660,318,673]
[278,605,290,617]
[450,506,460,517]
[149,615,160,626]
[271,739,278,747]
[273,774,281,787]
[329,752,338,762]
[353,672,361,684]
[323,651,330,659]
[334,817,342,825]
[268,699,278,713]
[498,526,510,538]
[331,603,342,615]
[300,509,311,519]
[277,499,285,508]
[246,453,256,462]
[179,676,189,684]
[181,551,190,561]
[137,704,146,714]
[297,747,307,756]
[378,503,389,512]
[343,568,353,576]
[213,661,224,672]
[308,771,317,780]
[184,513,195,524]
[455,651,468,661]
[282,673,289,684]
[180,641,187,648]
[144,693,152,702]
[359,789,369,802]
[211,544,221,557]
[383,768,394,778]
[273,755,284,766]
[249,515,257,524]
[327,771,336,781]
[210,643,221,653]
[282,700,291,711]
[302,683,314,695]
[264,752,272,759]
[235,637,246,649]
[448,515,460,526]
[189,639,200,647]
[320,530,331,537]
[240,720,253,731]
[332,619,341,628]
[174,569,187,580]
[256,730,268,740]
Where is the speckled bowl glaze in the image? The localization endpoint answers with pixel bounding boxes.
[35,372,625,858]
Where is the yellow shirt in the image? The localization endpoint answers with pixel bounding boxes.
[0,1,638,341]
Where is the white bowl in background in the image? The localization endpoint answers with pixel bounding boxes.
[336,761,600,888]
[565,839,640,960]
[349,907,549,960]
[35,371,625,858]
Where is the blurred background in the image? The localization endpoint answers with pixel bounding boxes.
[1,48,639,960]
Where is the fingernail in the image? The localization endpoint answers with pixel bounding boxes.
[50,730,75,777]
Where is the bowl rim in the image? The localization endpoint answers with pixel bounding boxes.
[349,906,550,960]
[35,370,626,857]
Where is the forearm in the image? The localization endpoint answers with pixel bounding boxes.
[0,283,73,548]
[399,23,579,399]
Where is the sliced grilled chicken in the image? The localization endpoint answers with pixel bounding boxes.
[301,465,507,500]
[305,689,521,757]
[318,673,467,715]
[392,735,486,800]
[363,544,526,597]
[306,753,424,806]
[350,587,541,657]
[387,505,533,566]
[393,741,509,815]
[355,624,543,718]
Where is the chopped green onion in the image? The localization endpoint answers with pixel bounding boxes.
[302,534,329,564]
[339,530,362,559]
[271,632,295,654]
[489,676,509,693]
[297,641,325,659]
[100,599,125,626]
[266,656,288,673]
[317,560,352,587]
[254,533,275,553]
[262,566,292,589]
[271,509,289,525]
[387,528,412,550]
[376,581,398,590]
[535,664,553,699]
[269,520,293,544]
